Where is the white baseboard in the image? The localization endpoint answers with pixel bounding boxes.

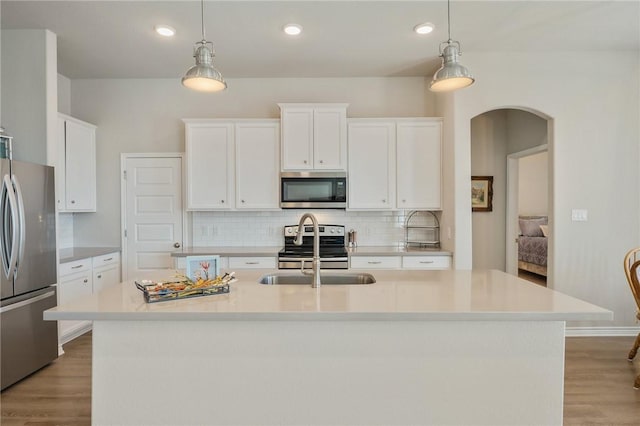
[60,322,92,345]
[566,326,640,337]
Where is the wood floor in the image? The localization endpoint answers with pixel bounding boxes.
[1,333,639,425]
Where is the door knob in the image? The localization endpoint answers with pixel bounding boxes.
[174,242,181,248]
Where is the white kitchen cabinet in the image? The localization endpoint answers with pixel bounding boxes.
[396,120,442,210]
[401,255,451,270]
[350,256,402,269]
[185,121,234,210]
[228,256,277,269]
[57,114,97,212]
[58,259,93,343]
[58,251,121,344]
[347,120,395,209]
[279,104,348,171]
[235,121,280,209]
[92,252,121,294]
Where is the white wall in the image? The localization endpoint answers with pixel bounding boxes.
[69,77,435,247]
[448,51,640,327]
[519,152,548,216]
[57,74,71,115]
[1,29,57,165]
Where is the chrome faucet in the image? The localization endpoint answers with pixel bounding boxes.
[294,213,321,288]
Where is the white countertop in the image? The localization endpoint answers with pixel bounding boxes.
[171,246,451,257]
[45,269,611,322]
[59,246,121,263]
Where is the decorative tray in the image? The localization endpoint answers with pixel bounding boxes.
[135,277,232,303]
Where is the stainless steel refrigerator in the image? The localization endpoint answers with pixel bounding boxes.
[1,133,58,390]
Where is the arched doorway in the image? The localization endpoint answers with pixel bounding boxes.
[470,107,553,287]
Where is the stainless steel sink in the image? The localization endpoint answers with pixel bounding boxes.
[258,273,376,285]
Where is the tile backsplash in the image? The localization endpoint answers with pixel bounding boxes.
[192,211,415,247]
[58,213,74,249]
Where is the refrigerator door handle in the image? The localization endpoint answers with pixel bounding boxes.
[1,174,19,279]
[0,290,55,314]
[11,175,26,278]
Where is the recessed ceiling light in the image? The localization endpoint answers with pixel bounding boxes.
[283,24,303,36]
[414,23,434,35]
[155,25,176,37]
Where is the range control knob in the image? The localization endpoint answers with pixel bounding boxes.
[331,228,335,233]
[286,228,293,234]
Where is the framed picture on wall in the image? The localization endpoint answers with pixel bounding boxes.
[471,176,493,212]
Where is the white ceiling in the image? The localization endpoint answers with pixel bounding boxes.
[2,1,638,80]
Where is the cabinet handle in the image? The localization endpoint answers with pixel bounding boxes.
[303,160,307,164]
[221,200,225,204]
[71,264,84,269]
[382,199,386,203]
[245,261,259,265]
[71,200,76,204]
[402,199,406,203]
[241,200,245,203]
[319,160,324,164]
[174,242,181,248]
[97,274,102,278]
[103,257,113,262]
[419,261,434,264]
[368,261,382,264]
[83,279,88,283]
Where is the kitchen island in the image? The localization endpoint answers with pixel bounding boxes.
[45,269,611,426]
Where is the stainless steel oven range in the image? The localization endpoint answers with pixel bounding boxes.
[278,224,348,269]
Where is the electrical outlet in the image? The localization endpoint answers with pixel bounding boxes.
[571,209,588,222]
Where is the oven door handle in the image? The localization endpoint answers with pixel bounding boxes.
[279,257,349,262]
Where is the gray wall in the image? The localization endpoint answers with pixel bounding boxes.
[69,77,435,246]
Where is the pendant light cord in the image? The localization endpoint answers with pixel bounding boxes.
[447,0,451,42]
[200,0,206,41]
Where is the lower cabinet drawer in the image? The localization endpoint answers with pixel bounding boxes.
[228,257,276,269]
[59,258,92,276]
[402,255,451,270]
[350,256,402,269]
[92,252,120,268]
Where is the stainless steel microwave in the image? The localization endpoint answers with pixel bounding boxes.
[280,172,347,209]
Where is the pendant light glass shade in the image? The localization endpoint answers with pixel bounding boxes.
[182,0,227,92]
[429,0,474,92]
[429,41,474,92]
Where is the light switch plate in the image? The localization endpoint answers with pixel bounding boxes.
[571,209,588,221]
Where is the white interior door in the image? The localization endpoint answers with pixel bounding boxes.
[122,155,183,280]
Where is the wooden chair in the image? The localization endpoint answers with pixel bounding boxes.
[623,248,640,389]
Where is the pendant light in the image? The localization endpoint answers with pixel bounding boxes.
[182,0,227,92]
[429,0,474,92]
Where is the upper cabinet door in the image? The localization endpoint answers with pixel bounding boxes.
[347,120,395,210]
[396,120,442,210]
[64,118,96,211]
[281,108,313,170]
[235,121,280,210]
[185,122,234,210]
[279,103,348,171]
[313,108,346,170]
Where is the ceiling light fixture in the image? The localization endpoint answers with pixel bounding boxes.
[283,24,303,36]
[154,24,176,37]
[414,23,434,35]
[429,0,475,92]
[181,0,227,92]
